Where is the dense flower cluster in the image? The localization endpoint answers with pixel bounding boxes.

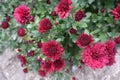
[1,0,120,79]
[82,40,117,69]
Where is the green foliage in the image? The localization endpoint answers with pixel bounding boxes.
[0,0,120,79]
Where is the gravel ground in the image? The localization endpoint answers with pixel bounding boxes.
[0,49,120,80]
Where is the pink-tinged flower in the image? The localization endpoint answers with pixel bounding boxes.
[82,43,109,69]
[38,69,47,77]
[105,40,117,56]
[38,18,52,34]
[17,54,27,66]
[28,40,35,44]
[27,50,35,57]
[17,27,26,37]
[53,58,65,71]
[74,9,86,21]
[42,40,64,60]
[36,56,42,62]
[100,8,105,13]
[114,36,120,44]
[14,4,30,24]
[76,33,93,48]
[1,21,9,29]
[37,41,42,48]
[41,60,54,73]
[111,4,120,20]
[55,0,73,19]
[69,28,77,34]
[23,68,28,73]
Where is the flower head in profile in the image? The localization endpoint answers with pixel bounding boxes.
[38,18,52,34]
[111,3,120,20]
[42,40,64,60]
[14,4,31,24]
[55,0,73,19]
[76,33,93,48]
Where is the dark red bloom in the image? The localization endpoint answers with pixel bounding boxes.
[29,16,34,22]
[46,0,51,4]
[69,28,77,34]
[6,16,10,21]
[1,21,9,29]
[72,77,76,80]
[27,50,35,57]
[114,36,120,44]
[82,43,109,69]
[51,11,58,16]
[42,40,64,60]
[55,0,73,19]
[38,18,52,34]
[17,27,26,37]
[17,54,27,66]
[76,33,93,48]
[111,3,120,20]
[23,68,28,73]
[38,69,47,77]
[37,41,42,48]
[74,9,86,21]
[53,58,65,71]
[41,60,54,73]
[100,8,105,13]
[14,4,31,24]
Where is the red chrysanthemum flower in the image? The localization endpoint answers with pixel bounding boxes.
[105,40,117,66]
[111,3,120,20]
[114,36,120,44]
[27,50,35,57]
[17,27,26,37]
[38,18,52,34]
[76,33,93,48]
[46,0,51,4]
[53,58,65,71]
[40,60,54,73]
[55,0,73,19]
[100,8,105,14]
[69,28,77,34]
[74,9,86,21]
[14,4,31,24]
[23,68,28,73]
[82,43,109,69]
[17,54,27,66]
[42,40,64,60]
[38,69,47,77]
[37,41,42,48]
[1,21,9,29]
